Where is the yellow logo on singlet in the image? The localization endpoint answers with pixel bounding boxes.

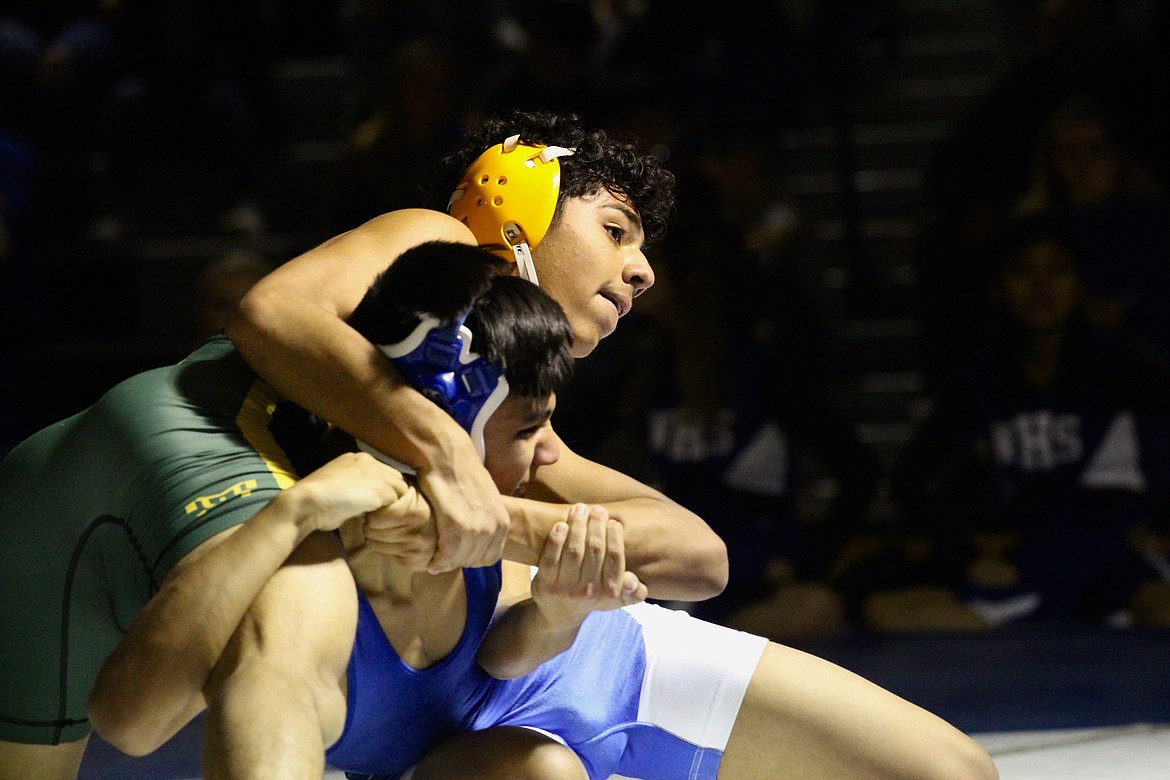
[185,480,259,517]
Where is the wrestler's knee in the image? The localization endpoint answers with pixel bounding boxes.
[454,740,587,780]
[948,734,1000,780]
[512,739,588,780]
[413,727,588,780]
[203,537,355,746]
[206,649,348,748]
[0,736,90,780]
[203,598,348,748]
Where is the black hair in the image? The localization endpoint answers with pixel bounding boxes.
[347,240,573,399]
[464,276,574,399]
[426,110,676,245]
[347,241,505,344]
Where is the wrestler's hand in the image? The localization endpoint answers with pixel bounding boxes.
[415,435,510,574]
[287,451,411,534]
[361,482,438,571]
[531,504,648,628]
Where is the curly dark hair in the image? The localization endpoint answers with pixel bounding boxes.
[426,110,676,245]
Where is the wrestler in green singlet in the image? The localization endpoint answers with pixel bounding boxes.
[0,336,295,745]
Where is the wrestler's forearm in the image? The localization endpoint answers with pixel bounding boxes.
[229,282,463,470]
[88,492,317,755]
[501,495,728,601]
[613,496,728,600]
[228,274,511,572]
[226,208,483,473]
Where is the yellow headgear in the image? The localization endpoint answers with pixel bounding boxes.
[447,134,574,285]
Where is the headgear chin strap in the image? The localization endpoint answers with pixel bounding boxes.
[447,134,575,286]
[356,315,509,471]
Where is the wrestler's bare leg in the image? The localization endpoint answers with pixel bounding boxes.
[718,642,998,779]
[0,736,89,780]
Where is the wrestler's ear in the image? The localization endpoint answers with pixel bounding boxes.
[347,241,509,343]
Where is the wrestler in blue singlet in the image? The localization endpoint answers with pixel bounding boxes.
[328,573,755,780]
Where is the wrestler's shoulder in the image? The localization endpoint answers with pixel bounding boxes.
[358,208,476,246]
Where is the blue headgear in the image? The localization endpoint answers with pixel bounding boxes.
[357,314,509,470]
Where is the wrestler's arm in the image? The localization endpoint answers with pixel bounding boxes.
[225,208,509,573]
[502,432,728,601]
[478,506,647,680]
[201,531,358,779]
[87,453,407,756]
[363,430,728,601]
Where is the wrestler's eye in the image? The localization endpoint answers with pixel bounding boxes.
[606,224,624,244]
[517,419,550,439]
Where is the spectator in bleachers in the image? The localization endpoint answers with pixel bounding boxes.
[0,2,119,142]
[191,248,274,345]
[0,0,119,236]
[335,0,498,109]
[555,158,881,642]
[857,214,1170,631]
[0,114,43,457]
[0,7,55,453]
[1016,95,1170,361]
[334,34,470,229]
[473,0,607,122]
[914,0,1170,395]
[86,0,275,242]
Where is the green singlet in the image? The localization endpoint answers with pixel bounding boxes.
[0,336,298,744]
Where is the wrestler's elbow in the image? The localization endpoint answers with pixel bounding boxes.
[693,532,730,599]
[89,652,197,757]
[224,279,277,352]
[88,690,172,757]
[654,532,728,601]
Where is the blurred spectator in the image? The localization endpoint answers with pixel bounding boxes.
[680,116,856,388]
[0,1,120,235]
[0,6,51,452]
[335,0,498,109]
[191,248,274,344]
[86,0,276,242]
[859,214,1170,631]
[334,34,470,228]
[0,1,119,144]
[0,124,44,457]
[1016,95,1170,360]
[592,0,803,130]
[474,1,607,122]
[915,0,1170,394]
[556,164,881,642]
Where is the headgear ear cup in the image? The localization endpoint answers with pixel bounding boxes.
[448,135,574,285]
[357,315,509,468]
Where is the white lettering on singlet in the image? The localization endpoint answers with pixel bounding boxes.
[989,409,1145,492]
[991,410,1082,471]
[647,408,736,463]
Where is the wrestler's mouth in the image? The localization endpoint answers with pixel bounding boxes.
[601,292,631,319]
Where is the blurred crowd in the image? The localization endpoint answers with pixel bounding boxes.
[3,0,1170,640]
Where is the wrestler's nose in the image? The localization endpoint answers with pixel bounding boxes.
[624,250,655,298]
